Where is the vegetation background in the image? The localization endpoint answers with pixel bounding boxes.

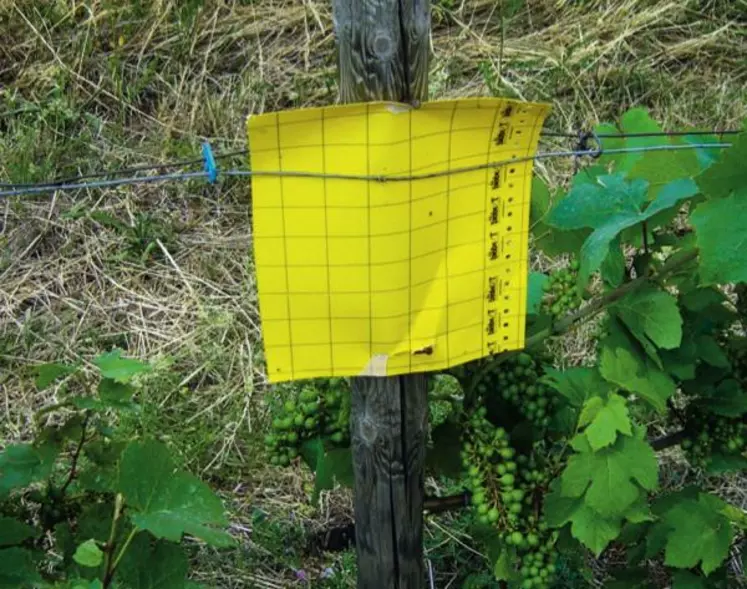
[1,0,746,586]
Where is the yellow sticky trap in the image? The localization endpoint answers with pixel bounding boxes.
[248,98,550,383]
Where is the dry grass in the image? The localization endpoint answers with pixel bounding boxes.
[1,0,746,586]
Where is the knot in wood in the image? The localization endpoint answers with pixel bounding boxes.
[359,415,378,445]
[370,30,395,61]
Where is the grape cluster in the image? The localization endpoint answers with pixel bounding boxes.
[476,353,556,428]
[265,379,350,466]
[541,259,582,320]
[461,407,558,588]
[681,408,746,469]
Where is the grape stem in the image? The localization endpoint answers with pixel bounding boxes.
[651,429,688,451]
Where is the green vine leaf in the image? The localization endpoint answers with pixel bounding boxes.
[578,394,632,451]
[548,173,648,231]
[597,109,699,194]
[0,444,57,499]
[527,272,548,315]
[544,480,622,557]
[530,175,590,256]
[300,438,354,503]
[613,287,683,353]
[695,335,730,369]
[94,349,151,383]
[691,189,747,285]
[705,452,747,475]
[541,367,612,408]
[702,379,747,417]
[599,325,676,413]
[118,440,233,547]
[0,518,36,547]
[116,533,188,589]
[34,362,77,390]
[0,547,42,588]
[671,570,708,589]
[548,174,698,287]
[560,433,658,518]
[662,493,733,575]
[73,539,103,568]
[696,130,747,200]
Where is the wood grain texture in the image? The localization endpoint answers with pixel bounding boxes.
[333,0,430,103]
[332,1,431,586]
[350,375,428,589]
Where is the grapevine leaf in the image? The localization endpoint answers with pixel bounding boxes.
[545,480,638,557]
[94,349,151,383]
[97,378,137,410]
[34,362,77,390]
[0,547,42,588]
[73,539,103,568]
[618,109,665,165]
[683,132,728,171]
[545,482,620,556]
[579,394,632,451]
[0,518,36,547]
[671,570,707,589]
[541,367,611,408]
[425,422,463,478]
[614,287,683,351]
[662,493,733,575]
[530,176,551,226]
[706,452,747,475]
[702,379,747,417]
[691,188,747,284]
[628,138,698,197]
[118,440,233,547]
[116,533,188,589]
[680,286,728,312]
[696,130,747,200]
[548,174,648,230]
[300,438,354,503]
[594,122,627,170]
[571,177,697,288]
[578,215,636,288]
[561,433,657,517]
[695,335,730,368]
[544,479,579,528]
[493,549,512,581]
[527,272,548,315]
[600,238,626,288]
[531,174,592,256]
[0,444,57,498]
[599,325,676,413]
[568,502,622,557]
[644,178,700,218]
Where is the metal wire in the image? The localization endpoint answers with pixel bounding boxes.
[0,149,249,189]
[0,142,732,199]
[541,129,740,139]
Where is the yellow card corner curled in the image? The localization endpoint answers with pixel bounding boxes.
[247,98,551,383]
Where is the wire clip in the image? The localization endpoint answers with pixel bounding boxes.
[576,130,603,159]
[202,142,219,183]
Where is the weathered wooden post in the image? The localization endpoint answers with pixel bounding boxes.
[331,1,431,587]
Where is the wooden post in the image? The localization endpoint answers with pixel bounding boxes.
[331,1,431,588]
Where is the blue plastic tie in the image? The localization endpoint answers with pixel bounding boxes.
[202,142,218,184]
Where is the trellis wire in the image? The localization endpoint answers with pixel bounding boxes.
[0,141,733,199]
